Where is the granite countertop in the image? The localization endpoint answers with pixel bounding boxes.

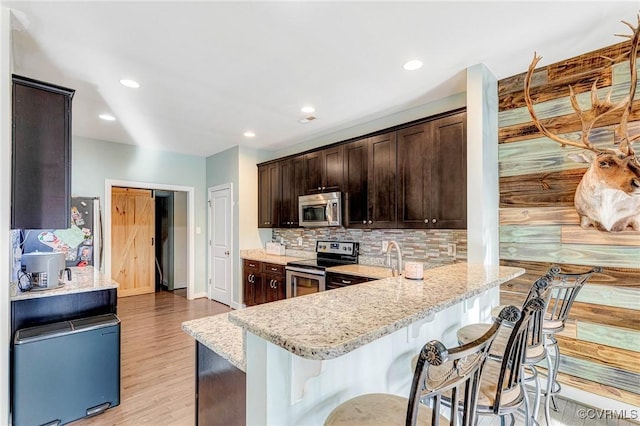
[326,264,393,280]
[240,249,309,265]
[10,266,119,301]
[228,263,524,360]
[182,313,246,372]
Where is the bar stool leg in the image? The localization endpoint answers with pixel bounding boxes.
[527,365,542,425]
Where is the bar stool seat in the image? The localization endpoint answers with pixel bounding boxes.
[325,308,514,426]
[325,393,447,426]
[457,324,545,361]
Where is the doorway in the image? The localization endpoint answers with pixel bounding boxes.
[154,190,188,295]
[105,179,196,299]
[208,184,233,306]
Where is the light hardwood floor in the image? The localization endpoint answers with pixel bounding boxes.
[73,290,230,426]
[72,291,634,426]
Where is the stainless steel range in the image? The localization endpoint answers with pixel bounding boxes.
[285,241,359,298]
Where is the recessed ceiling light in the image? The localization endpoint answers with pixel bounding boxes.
[120,79,140,88]
[402,59,423,71]
[244,131,256,138]
[301,106,315,114]
[99,113,116,121]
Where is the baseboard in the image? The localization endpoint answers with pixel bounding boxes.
[174,281,187,289]
[191,291,207,300]
[230,300,242,310]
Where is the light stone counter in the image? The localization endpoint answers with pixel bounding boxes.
[240,248,309,265]
[10,266,118,301]
[326,264,394,280]
[182,313,245,372]
[229,262,524,360]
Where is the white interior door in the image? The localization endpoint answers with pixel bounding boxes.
[208,185,232,306]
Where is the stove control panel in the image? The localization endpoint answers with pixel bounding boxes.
[316,241,358,256]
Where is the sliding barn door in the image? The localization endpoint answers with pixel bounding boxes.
[111,187,155,297]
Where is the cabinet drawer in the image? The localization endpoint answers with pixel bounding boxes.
[262,263,284,275]
[243,259,262,272]
[326,273,370,290]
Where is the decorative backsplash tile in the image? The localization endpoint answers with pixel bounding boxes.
[272,228,466,268]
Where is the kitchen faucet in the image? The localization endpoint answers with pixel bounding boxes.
[386,240,403,277]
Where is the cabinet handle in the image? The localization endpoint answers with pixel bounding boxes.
[249,263,256,267]
[322,186,326,190]
[424,219,428,224]
[432,218,437,223]
[341,279,352,284]
[318,186,322,191]
[368,220,372,224]
[270,267,278,271]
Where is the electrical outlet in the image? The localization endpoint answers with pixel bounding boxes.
[448,244,457,256]
[280,237,284,245]
[297,237,303,246]
[381,241,389,252]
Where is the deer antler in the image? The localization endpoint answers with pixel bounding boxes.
[524,16,640,158]
[615,16,640,159]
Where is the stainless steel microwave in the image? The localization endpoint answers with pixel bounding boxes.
[299,192,342,227]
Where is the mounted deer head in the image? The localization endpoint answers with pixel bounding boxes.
[524,17,640,232]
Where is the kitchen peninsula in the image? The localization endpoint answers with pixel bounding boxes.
[183,262,524,425]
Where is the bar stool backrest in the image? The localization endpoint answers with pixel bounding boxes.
[543,266,601,334]
[406,306,520,426]
[492,297,545,414]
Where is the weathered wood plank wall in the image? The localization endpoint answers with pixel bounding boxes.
[497,38,640,406]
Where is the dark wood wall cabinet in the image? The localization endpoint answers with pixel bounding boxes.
[243,259,286,306]
[397,112,467,229]
[257,108,467,230]
[12,75,75,230]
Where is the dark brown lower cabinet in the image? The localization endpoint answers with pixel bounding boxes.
[243,260,286,306]
[196,342,246,426]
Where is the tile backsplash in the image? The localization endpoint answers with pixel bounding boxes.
[272,228,466,268]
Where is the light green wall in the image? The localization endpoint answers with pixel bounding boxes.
[205,145,270,306]
[72,136,208,293]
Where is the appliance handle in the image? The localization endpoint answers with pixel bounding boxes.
[65,267,72,281]
[285,266,326,276]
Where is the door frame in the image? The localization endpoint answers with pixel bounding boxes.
[104,179,196,299]
[207,183,235,307]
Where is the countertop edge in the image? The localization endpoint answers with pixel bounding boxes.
[182,313,246,372]
[228,265,525,360]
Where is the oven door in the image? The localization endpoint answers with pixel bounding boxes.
[285,267,326,298]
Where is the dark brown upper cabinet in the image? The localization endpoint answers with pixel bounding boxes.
[397,111,467,229]
[257,162,279,228]
[343,132,397,229]
[304,145,343,194]
[279,155,304,227]
[12,75,75,229]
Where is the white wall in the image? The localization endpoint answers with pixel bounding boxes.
[1,6,12,424]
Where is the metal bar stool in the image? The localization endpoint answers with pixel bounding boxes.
[456,272,553,424]
[541,266,601,426]
[324,307,516,426]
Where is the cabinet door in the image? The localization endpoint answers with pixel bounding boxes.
[263,273,285,303]
[343,139,369,227]
[279,156,304,227]
[322,145,343,192]
[430,112,467,229]
[258,163,279,228]
[397,123,430,228]
[12,76,75,229]
[368,132,397,228]
[304,151,323,194]
[243,260,261,306]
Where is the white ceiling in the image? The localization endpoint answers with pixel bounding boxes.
[5,1,640,157]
